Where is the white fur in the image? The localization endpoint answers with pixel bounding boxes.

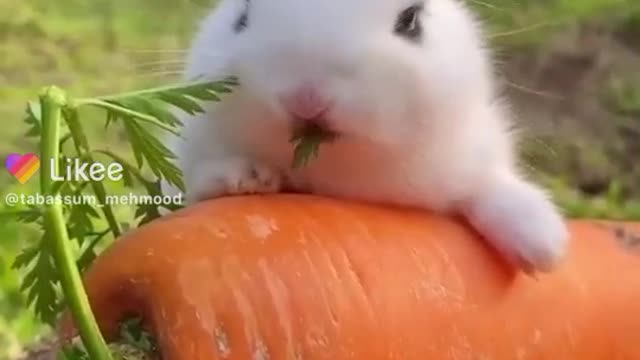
[164,0,569,274]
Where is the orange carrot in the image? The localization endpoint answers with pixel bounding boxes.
[61,194,640,359]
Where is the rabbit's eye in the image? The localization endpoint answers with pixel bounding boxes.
[394,4,423,42]
[234,0,250,33]
[234,11,248,32]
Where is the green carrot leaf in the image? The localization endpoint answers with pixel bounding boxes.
[290,124,338,168]
[10,78,240,350]
[122,118,185,191]
[14,234,61,326]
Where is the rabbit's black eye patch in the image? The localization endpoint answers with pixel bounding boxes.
[394,4,424,42]
[234,0,250,32]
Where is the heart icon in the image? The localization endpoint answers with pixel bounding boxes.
[5,153,40,184]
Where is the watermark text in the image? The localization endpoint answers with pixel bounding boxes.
[4,192,183,208]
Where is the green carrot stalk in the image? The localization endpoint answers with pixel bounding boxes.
[39,86,113,360]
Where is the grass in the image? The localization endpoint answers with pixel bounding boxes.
[475,0,640,47]
[1,0,639,358]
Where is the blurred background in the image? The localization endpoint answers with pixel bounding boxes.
[0,0,639,358]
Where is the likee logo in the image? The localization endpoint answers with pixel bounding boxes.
[5,153,40,184]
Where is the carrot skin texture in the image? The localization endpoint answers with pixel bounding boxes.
[61,195,640,359]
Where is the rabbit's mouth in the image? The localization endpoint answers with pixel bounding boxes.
[290,121,339,144]
[291,116,339,137]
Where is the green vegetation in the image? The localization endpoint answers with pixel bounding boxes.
[290,124,339,168]
[60,317,158,360]
[12,79,236,359]
[474,0,640,47]
[1,0,639,359]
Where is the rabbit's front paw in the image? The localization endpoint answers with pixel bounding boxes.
[463,176,569,275]
[188,157,283,203]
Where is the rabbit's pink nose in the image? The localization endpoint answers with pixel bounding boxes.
[280,84,332,120]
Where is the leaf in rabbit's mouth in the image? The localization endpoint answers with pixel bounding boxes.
[289,122,338,169]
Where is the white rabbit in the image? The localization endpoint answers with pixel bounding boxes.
[164,0,569,274]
